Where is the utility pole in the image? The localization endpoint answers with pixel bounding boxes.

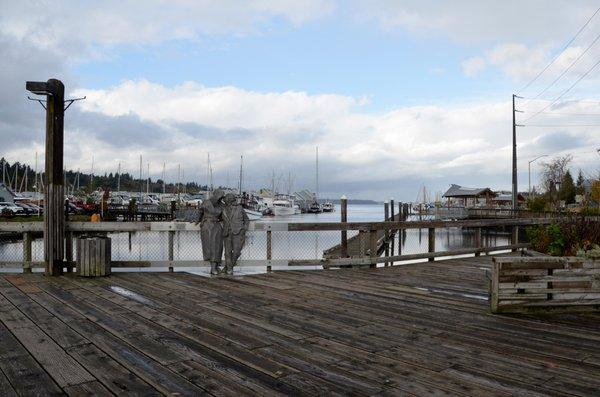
[139,154,143,201]
[512,94,524,210]
[162,161,166,194]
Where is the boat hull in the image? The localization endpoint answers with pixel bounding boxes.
[273,206,296,216]
[244,209,263,220]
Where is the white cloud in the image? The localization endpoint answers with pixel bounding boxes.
[5,80,580,198]
[0,0,334,58]
[461,56,486,77]
[353,0,598,45]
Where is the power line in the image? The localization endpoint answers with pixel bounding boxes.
[522,56,600,122]
[523,30,600,105]
[518,5,600,94]
[523,123,600,127]
[522,111,600,116]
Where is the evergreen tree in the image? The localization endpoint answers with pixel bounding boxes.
[576,170,585,195]
[559,170,576,204]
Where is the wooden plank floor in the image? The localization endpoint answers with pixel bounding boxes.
[1,256,600,396]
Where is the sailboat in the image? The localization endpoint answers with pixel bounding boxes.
[238,155,263,220]
[308,146,322,213]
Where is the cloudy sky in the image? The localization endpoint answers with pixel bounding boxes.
[1,0,599,201]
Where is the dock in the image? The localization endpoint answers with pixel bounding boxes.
[2,255,599,396]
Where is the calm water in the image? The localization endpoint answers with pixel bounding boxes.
[0,204,511,275]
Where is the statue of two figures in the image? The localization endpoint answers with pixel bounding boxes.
[198,189,249,275]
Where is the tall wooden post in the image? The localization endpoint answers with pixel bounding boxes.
[390,199,395,260]
[383,201,389,266]
[27,79,65,276]
[428,228,435,262]
[474,227,482,257]
[266,230,272,272]
[511,226,519,252]
[340,196,348,258]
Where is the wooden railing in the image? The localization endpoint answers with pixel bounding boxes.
[0,217,563,272]
[491,257,600,313]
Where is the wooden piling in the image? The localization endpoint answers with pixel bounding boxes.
[33,79,66,276]
[428,228,435,262]
[340,196,348,258]
[267,230,272,272]
[23,232,32,273]
[390,199,395,260]
[384,202,389,266]
[474,227,482,257]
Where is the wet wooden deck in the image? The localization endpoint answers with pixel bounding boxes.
[1,256,600,396]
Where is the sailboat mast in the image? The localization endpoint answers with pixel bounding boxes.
[177,163,181,202]
[139,154,142,200]
[146,162,150,195]
[162,162,166,194]
[117,162,121,193]
[315,146,319,203]
[238,155,243,195]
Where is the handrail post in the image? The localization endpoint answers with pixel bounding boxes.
[65,231,73,273]
[474,227,482,257]
[511,225,519,252]
[168,230,175,272]
[266,230,272,272]
[369,228,377,268]
[383,201,389,266]
[23,232,32,273]
[340,196,348,258]
[390,199,395,262]
[428,227,435,262]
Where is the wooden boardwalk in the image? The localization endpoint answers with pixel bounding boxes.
[1,256,600,396]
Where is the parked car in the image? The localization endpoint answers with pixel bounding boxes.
[14,202,36,215]
[0,202,26,216]
[67,202,84,214]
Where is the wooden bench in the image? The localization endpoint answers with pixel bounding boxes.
[491,256,600,313]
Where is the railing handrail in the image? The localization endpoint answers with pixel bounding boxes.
[0,216,590,233]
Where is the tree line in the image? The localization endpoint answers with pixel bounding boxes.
[0,158,208,194]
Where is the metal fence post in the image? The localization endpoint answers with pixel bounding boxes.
[168,230,175,272]
[428,227,435,262]
[267,230,272,272]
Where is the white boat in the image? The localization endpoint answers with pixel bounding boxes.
[322,201,334,212]
[272,199,296,216]
[244,208,263,220]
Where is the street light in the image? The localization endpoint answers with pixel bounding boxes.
[528,155,548,198]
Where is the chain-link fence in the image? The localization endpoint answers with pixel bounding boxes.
[0,221,528,273]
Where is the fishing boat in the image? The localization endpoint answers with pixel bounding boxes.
[322,201,334,212]
[244,208,263,220]
[272,199,296,216]
[306,201,321,213]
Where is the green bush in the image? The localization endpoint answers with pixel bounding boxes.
[527,197,546,212]
[527,219,600,256]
